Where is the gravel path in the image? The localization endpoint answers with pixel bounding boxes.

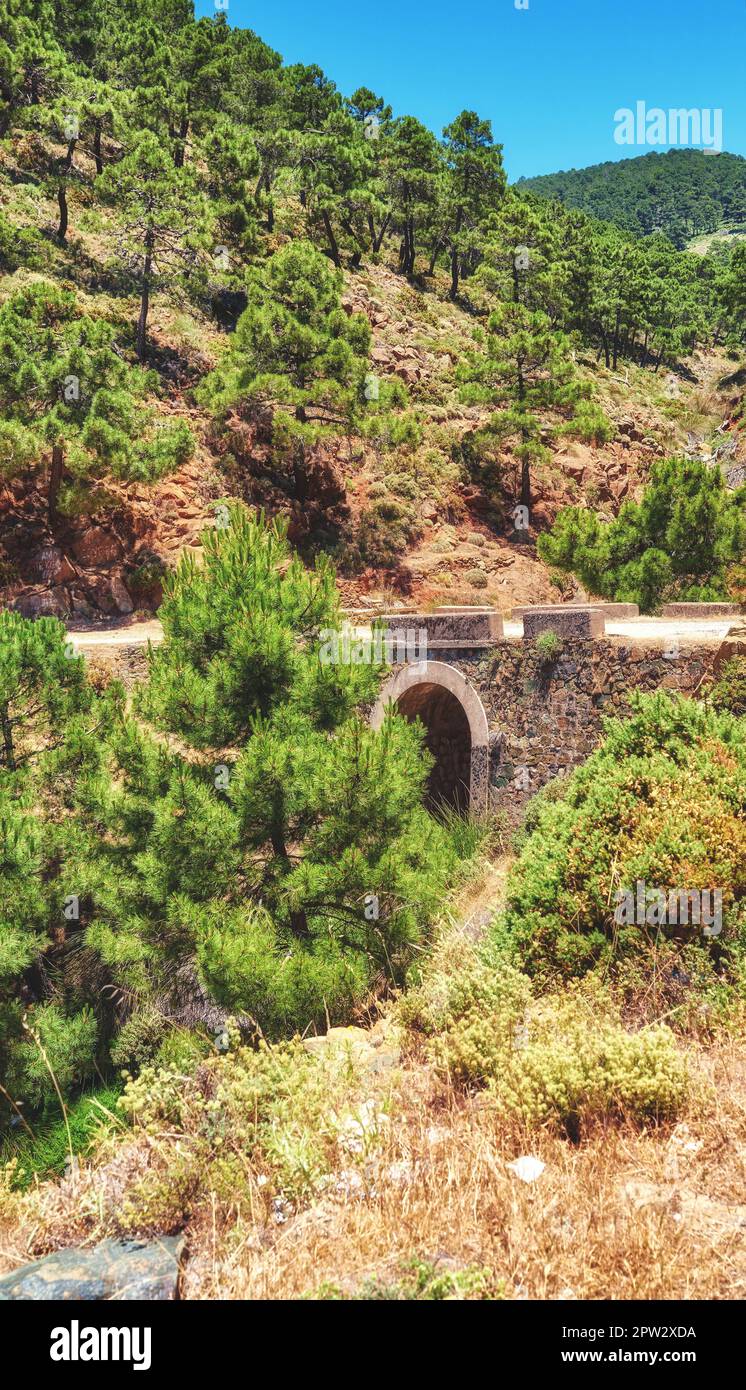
[67,615,734,653]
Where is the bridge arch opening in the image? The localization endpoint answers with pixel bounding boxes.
[371,661,489,814]
[395,682,471,812]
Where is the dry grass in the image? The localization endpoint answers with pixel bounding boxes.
[180,1042,746,1301]
[1,1030,745,1301]
[2,853,745,1300]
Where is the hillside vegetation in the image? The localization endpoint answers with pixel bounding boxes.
[0,0,744,620]
[0,0,746,1305]
[519,148,746,250]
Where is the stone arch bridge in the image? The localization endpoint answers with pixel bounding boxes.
[365,602,740,817]
[71,601,741,819]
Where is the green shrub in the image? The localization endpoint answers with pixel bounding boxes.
[538,457,745,612]
[119,1036,376,1209]
[316,1257,499,1300]
[491,983,687,1131]
[501,691,746,982]
[128,558,169,594]
[402,941,687,1133]
[0,214,46,273]
[535,630,564,662]
[7,1005,97,1113]
[559,400,615,445]
[2,1085,123,1186]
[707,657,746,717]
[384,472,419,499]
[110,1011,167,1074]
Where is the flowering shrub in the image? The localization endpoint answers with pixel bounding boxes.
[403,945,688,1134]
[502,692,746,981]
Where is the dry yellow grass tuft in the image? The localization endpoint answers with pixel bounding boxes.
[1,860,744,1302]
[179,1040,746,1301]
[1,1034,745,1301]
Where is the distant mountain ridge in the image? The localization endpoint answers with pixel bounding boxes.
[517,149,746,249]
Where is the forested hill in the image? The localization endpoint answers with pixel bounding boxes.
[0,0,745,625]
[517,149,746,249]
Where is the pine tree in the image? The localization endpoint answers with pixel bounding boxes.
[0,1,68,135]
[384,116,441,275]
[0,612,113,1125]
[440,110,506,299]
[199,116,259,252]
[458,302,585,512]
[538,458,746,611]
[718,243,746,344]
[85,507,459,1037]
[294,108,376,268]
[198,238,372,455]
[97,129,210,359]
[0,280,194,519]
[168,12,236,168]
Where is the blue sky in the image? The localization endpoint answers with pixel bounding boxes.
[194,0,746,179]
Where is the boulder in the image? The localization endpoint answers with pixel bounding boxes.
[713,623,746,675]
[523,606,606,640]
[661,602,743,619]
[13,588,69,618]
[109,574,134,615]
[0,1236,184,1301]
[70,528,122,568]
[27,545,75,586]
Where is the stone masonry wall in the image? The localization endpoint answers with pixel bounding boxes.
[79,633,718,820]
[77,642,151,691]
[450,638,718,817]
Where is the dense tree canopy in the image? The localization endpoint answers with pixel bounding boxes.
[538,457,746,611]
[0,281,193,518]
[519,149,746,250]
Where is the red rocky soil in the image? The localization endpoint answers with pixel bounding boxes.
[1,265,743,621]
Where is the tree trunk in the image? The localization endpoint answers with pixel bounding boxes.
[399,225,410,274]
[49,441,64,522]
[269,823,310,938]
[449,209,463,299]
[406,217,416,273]
[56,183,68,242]
[0,706,15,772]
[173,116,189,169]
[373,212,391,254]
[520,455,531,511]
[517,356,532,512]
[289,908,310,938]
[136,234,154,361]
[93,121,103,176]
[263,174,274,230]
[449,243,460,299]
[612,306,621,370]
[321,208,340,267]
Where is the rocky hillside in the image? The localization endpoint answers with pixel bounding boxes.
[2,231,743,623]
[0,6,744,623]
